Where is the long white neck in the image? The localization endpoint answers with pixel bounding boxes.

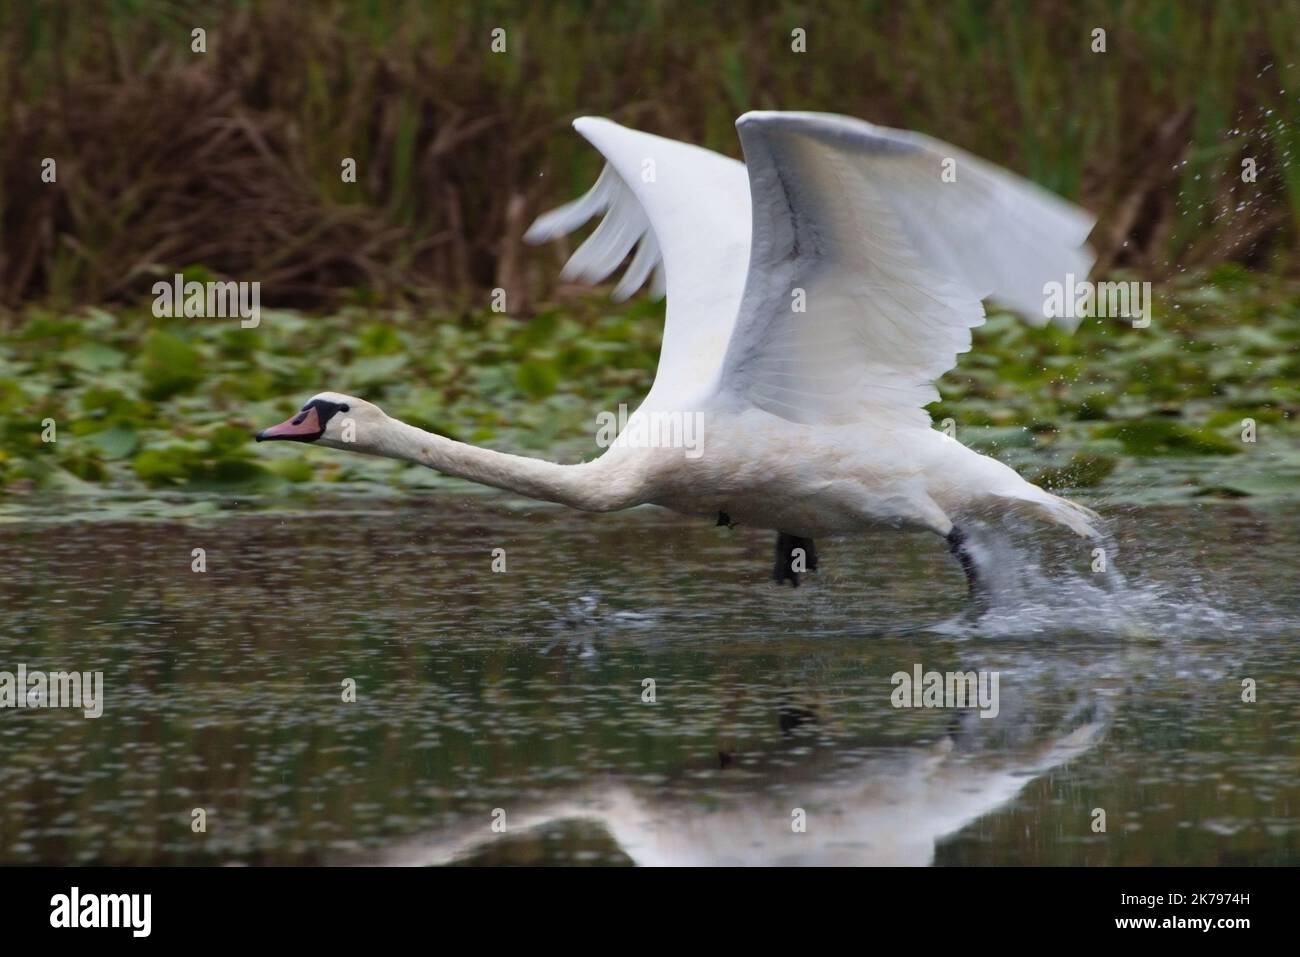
[330,415,641,512]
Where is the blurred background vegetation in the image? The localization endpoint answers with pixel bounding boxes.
[4,0,1300,307]
[0,0,1297,505]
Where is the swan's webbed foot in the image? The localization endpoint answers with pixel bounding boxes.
[774,533,818,587]
[946,526,986,609]
[778,699,818,734]
[716,511,734,528]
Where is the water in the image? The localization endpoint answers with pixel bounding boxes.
[1,495,1297,865]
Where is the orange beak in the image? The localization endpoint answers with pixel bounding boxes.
[255,406,323,442]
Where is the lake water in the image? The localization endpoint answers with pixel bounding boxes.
[1,494,1297,865]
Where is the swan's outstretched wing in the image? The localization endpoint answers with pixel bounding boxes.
[525,118,752,403]
[524,163,668,301]
[716,111,1095,427]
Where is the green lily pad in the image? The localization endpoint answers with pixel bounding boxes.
[343,353,408,389]
[1096,420,1241,457]
[82,424,140,461]
[1033,453,1119,490]
[515,360,559,399]
[138,331,203,400]
[62,342,126,373]
[266,458,315,483]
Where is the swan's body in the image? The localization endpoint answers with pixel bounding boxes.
[257,111,1099,595]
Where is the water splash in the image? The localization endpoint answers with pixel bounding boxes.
[930,520,1261,641]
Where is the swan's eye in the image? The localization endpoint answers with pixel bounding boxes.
[340,404,350,412]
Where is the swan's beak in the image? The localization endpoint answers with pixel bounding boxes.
[255,407,323,442]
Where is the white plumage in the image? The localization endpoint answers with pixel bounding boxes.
[259,111,1101,596]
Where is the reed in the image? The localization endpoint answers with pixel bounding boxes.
[1,0,1297,311]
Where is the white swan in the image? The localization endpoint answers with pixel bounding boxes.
[256,111,1099,597]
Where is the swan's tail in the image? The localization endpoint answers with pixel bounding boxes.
[998,488,1102,538]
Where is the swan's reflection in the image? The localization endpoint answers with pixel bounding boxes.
[351,680,1113,867]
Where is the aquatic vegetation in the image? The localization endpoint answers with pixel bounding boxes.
[1,271,1296,508]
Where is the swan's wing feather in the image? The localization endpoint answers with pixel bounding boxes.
[526,117,752,402]
[717,111,1095,427]
[524,164,664,301]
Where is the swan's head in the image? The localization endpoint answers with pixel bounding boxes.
[254,392,386,449]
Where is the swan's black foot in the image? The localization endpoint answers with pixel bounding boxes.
[774,533,818,587]
[716,511,734,528]
[778,701,818,734]
[947,526,986,608]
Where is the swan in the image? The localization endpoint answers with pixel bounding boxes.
[256,111,1099,599]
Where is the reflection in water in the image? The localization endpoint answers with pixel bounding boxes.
[357,695,1113,866]
[0,497,1298,865]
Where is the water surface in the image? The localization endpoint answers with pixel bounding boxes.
[1,495,1297,865]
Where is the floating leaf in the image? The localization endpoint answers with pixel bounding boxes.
[266,458,315,482]
[82,424,139,461]
[1096,420,1240,457]
[342,353,408,389]
[1033,453,1118,490]
[133,447,193,485]
[515,360,559,399]
[138,331,203,400]
[62,342,126,373]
